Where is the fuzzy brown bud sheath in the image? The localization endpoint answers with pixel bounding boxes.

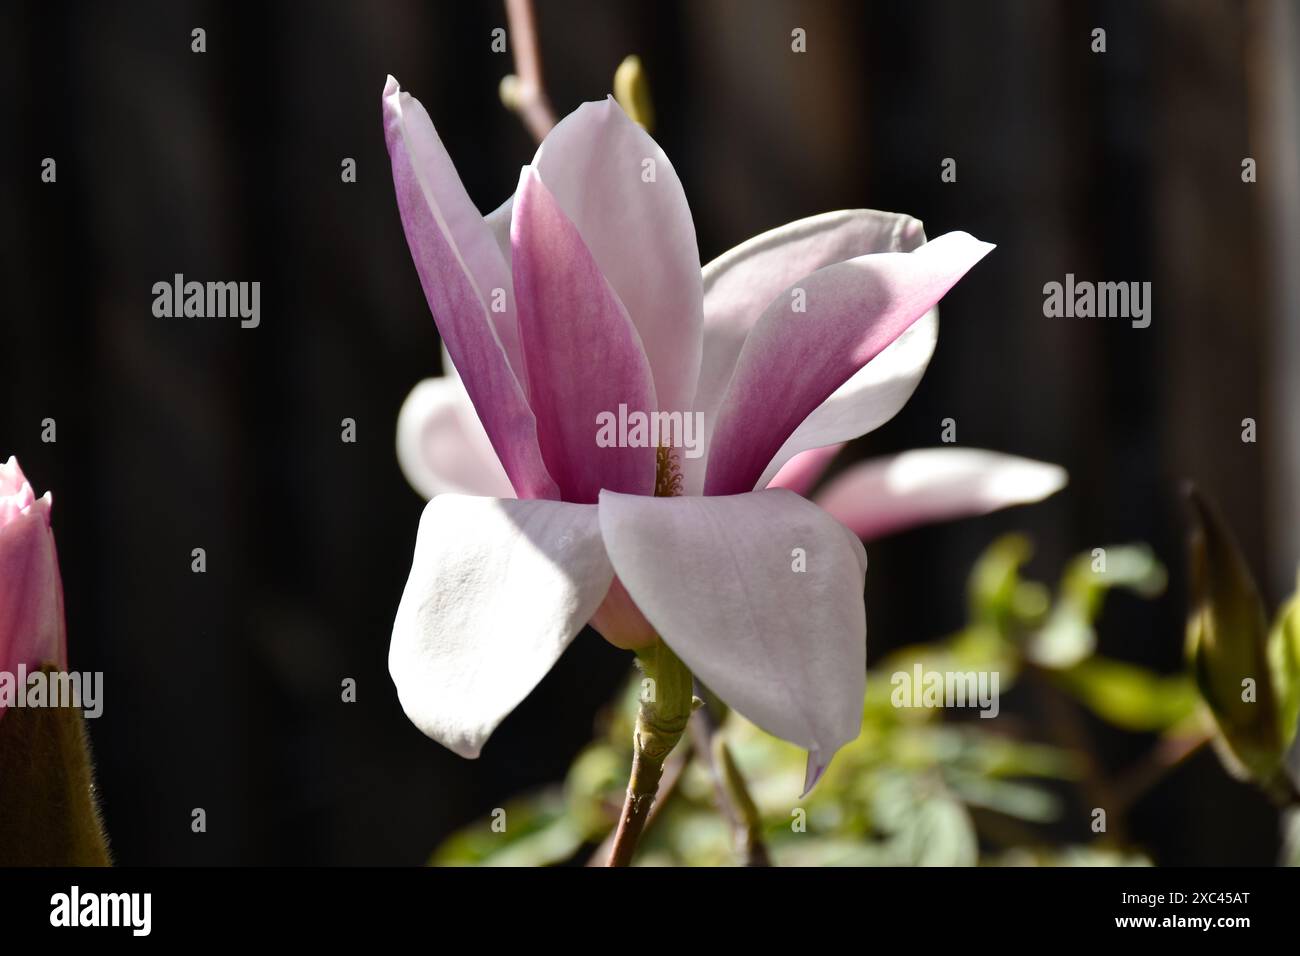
[0,665,110,865]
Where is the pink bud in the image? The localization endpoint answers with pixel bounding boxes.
[0,457,67,719]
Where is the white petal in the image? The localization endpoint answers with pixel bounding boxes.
[814,449,1068,540]
[598,488,867,779]
[390,495,613,758]
[396,377,516,499]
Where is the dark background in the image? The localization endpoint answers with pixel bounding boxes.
[2,0,1297,864]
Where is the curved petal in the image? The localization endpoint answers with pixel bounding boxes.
[814,449,1068,541]
[704,210,926,335]
[588,574,658,650]
[396,377,516,500]
[533,98,703,417]
[599,488,867,790]
[704,232,994,496]
[754,313,939,489]
[766,443,844,496]
[685,211,932,494]
[512,167,657,503]
[384,77,523,374]
[390,495,613,758]
[384,77,557,500]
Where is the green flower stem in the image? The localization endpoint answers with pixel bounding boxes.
[606,640,693,867]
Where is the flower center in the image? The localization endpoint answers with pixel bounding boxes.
[654,446,683,497]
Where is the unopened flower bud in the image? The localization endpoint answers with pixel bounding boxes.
[1185,487,1290,789]
[613,55,654,132]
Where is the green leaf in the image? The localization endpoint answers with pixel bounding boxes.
[990,845,1152,867]
[1056,657,1198,731]
[943,770,1062,823]
[967,534,1034,631]
[431,789,584,867]
[891,792,979,866]
[948,728,1082,780]
[1028,544,1166,669]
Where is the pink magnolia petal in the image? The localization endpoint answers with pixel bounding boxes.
[754,313,937,490]
[533,98,703,417]
[512,167,657,503]
[684,210,932,494]
[396,377,516,500]
[766,443,844,496]
[588,574,658,650]
[0,459,67,699]
[384,76,523,377]
[704,210,926,335]
[0,502,64,675]
[384,76,557,500]
[485,195,513,268]
[0,457,32,494]
[598,488,867,789]
[814,449,1068,541]
[704,232,993,497]
[0,464,36,521]
[390,495,612,758]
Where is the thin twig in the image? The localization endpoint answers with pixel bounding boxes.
[690,702,771,866]
[607,743,670,866]
[502,0,557,143]
[689,711,740,828]
[1111,732,1212,815]
[1026,664,1129,844]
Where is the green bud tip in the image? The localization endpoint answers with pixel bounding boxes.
[613,55,655,132]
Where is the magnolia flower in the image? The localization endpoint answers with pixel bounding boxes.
[0,456,66,720]
[383,77,1064,786]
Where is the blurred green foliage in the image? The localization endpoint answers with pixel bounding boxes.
[434,535,1213,867]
